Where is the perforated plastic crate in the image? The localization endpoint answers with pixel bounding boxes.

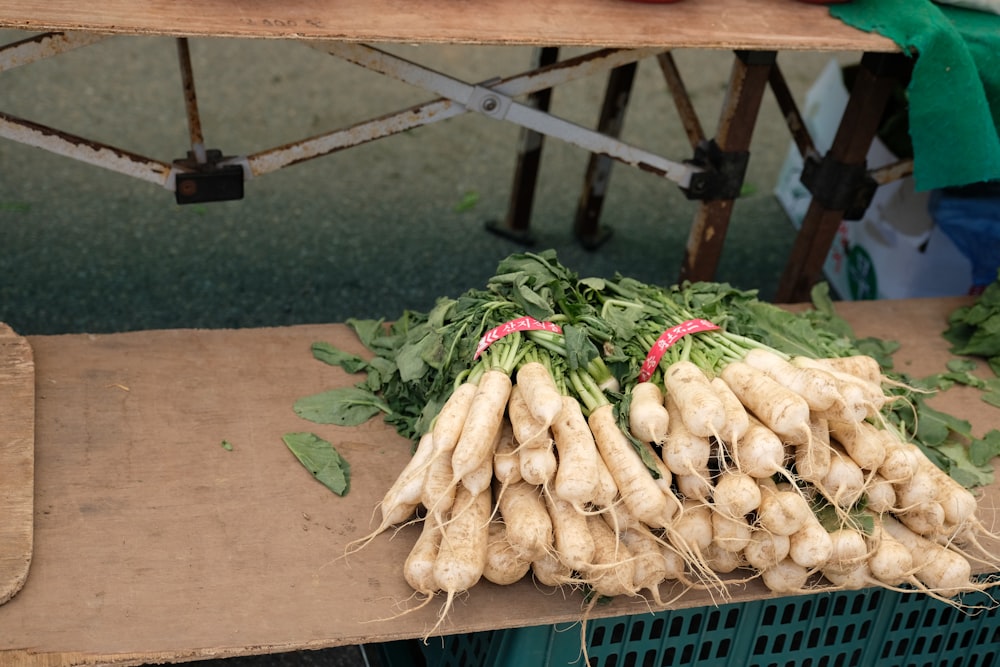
[377,583,1000,667]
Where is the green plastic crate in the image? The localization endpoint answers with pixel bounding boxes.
[378,584,999,667]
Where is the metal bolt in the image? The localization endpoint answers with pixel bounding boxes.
[480,95,500,113]
[178,179,198,197]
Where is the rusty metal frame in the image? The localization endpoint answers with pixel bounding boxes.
[0,31,702,199]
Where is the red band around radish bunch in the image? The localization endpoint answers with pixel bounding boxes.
[638,318,720,382]
[474,317,562,359]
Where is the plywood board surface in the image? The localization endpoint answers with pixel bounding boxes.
[0,0,896,51]
[0,297,997,667]
[0,323,34,607]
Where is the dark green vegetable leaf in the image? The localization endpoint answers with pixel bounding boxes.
[937,442,994,488]
[311,341,369,374]
[983,380,1000,407]
[294,387,390,425]
[346,318,388,351]
[912,402,972,448]
[944,272,1000,370]
[970,429,1000,468]
[282,432,351,495]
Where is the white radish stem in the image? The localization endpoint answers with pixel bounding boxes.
[743,348,839,412]
[828,419,886,472]
[744,529,790,571]
[675,468,714,502]
[867,523,914,587]
[711,511,752,554]
[550,395,601,506]
[787,514,834,570]
[590,404,676,528]
[663,360,726,438]
[592,453,620,509]
[760,557,811,594]
[462,436,496,496]
[585,514,638,598]
[629,381,671,444]
[510,383,558,486]
[516,361,563,427]
[819,355,884,385]
[756,482,811,537]
[712,469,761,519]
[531,550,577,589]
[433,484,492,616]
[882,516,976,598]
[794,417,832,484]
[663,393,712,477]
[431,381,478,455]
[497,480,553,562]
[824,527,870,575]
[483,521,531,586]
[492,420,522,487]
[710,376,750,446]
[721,361,811,442]
[732,416,786,479]
[620,526,671,604]
[404,514,443,596]
[546,493,596,572]
[421,442,458,519]
[451,369,512,482]
[519,440,558,487]
[865,473,897,514]
[818,443,866,509]
[508,383,552,450]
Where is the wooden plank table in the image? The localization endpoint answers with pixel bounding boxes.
[0,297,998,666]
[0,325,33,607]
[0,0,905,301]
[0,0,896,49]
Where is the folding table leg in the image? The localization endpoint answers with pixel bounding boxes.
[679,50,776,284]
[775,52,913,303]
[485,46,560,244]
[573,61,639,249]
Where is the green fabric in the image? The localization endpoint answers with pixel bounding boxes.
[831,0,1000,191]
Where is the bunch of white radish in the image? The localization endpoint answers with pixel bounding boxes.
[322,252,999,627]
[354,343,998,627]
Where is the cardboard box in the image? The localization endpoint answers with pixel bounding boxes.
[774,59,973,300]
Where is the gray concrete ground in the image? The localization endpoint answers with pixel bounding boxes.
[0,32,857,666]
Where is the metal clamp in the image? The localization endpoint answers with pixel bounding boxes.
[682,139,750,201]
[800,153,877,220]
[170,149,246,205]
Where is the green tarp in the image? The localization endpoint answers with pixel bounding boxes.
[832,0,1000,191]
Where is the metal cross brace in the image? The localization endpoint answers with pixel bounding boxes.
[0,32,700,200]
[308,41,700,189]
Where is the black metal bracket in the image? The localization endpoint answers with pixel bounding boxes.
[800,153,878,221]
[173,149,245,205]
[682,139,750,201]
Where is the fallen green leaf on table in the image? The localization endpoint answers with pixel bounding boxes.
[943,271,1000,376]
[282,432,351,495]
[454,190,480,212]
[220,440,233,451]
[293,387,390,425]
[883,371,1000,488]
[311,341,369,374]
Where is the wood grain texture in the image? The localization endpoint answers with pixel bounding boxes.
[0,298,996,666]
[0,323,34,607]
[0,0,897,51]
